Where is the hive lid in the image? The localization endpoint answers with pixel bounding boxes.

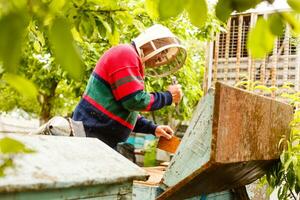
[0,134,148,193]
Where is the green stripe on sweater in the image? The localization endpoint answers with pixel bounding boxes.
[85,75,137,126]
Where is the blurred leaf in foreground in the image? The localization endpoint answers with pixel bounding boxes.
[158,0,184,20]
[0,12,27,73]
[247,18,275,59]
[288,0,300,13]
[215,0,233,22]
[186,0,208,28]
[0,137,35,154]
[49,17,84,80]
[2,73,38,100]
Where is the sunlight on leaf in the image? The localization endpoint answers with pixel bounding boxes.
[49,0,66,13]
[288,0,300,13]
[49,17,84,80]
[247,18,275,59]
[186,0,208,28]
[158,0,184,20]
[3,73,38,99]
[145,0,159,20]
[281,12,300,35]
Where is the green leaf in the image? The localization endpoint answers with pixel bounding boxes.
[288,0,300,13]
[49,17,84,80]
[186,0,208,28]
[231,0,261,12]
[145,0,159,20]
[79,15,94,38]
[0,137,34,154]
[282,12,300,35]
[97,16,112,36]
[108,25,120,46]
[96,20,106,38]
[50,0,66,13]
[158,0,185,20]
[73,0,85,7]
[0,12,27,73]
[3,73,38,99]
[247,18,275,59]
[254,85,272,93]
[0,158,13,177]
[215,0,233,22]
[268,13,285,36]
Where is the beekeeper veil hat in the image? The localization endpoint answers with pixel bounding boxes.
[133,24,187,78]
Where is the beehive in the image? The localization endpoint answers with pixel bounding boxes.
[0,134,148,200]
[157,82,293,200]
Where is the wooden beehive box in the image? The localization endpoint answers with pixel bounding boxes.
[157,82,293,200]
[0,134,148,199]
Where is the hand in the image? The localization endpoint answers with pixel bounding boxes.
[155,125,174,140]
[167,84,182,104]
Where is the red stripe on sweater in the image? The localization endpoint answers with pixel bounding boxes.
[145,94,154,111]
[113,82,144,100]
[83,95,134,130]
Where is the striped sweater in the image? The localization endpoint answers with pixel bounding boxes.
[72,44,173,148]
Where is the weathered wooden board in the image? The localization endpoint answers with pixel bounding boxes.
[0,134,148,199]
[157,82,293,200]
[0,182,132,200]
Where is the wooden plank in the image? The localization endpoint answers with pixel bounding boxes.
[271,38,278,98]
[224,19,231,82]
[157,82,293,200]
[214,82,292,162]
[0,182,133,200]
[134,167,166,186]
[236,16,243,83]
[213,34,220,85]
[162,89,215,188]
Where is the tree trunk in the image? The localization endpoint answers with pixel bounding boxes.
[40,95,52,125]
[39,82,58,125]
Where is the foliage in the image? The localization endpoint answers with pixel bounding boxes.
[264,84,300,199]
[149,0,300,59]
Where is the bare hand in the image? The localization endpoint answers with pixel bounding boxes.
[167,84,182,104]
[155,125,174,140]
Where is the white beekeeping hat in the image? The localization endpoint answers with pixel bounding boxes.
[133,24,187,77]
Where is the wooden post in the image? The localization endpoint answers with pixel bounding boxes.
[296,37,300,91]
[283,26,290,82]
[213,34,220,85]
[260,59,266,85]
[204,39,214,94]
[236,15,243,83]
[272,38,278,98]
[224,18,231,83]
[247,13,256,88]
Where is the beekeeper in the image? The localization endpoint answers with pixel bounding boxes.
[72,24,187,148]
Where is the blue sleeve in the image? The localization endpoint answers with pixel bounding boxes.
[148,91,173,111]
[133,116,157,135]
